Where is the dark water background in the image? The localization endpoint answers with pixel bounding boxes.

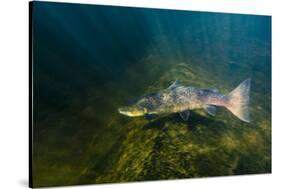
[32,2,271,187]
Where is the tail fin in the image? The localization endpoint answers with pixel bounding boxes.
[226,78,251,122]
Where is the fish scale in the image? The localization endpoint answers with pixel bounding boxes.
[119,79,251,122]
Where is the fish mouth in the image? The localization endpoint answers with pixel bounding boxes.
[118,108,131,116]
[118,107,146,117]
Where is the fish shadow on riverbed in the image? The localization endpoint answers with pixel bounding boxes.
[142,111,226,132]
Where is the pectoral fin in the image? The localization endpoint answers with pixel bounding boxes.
[179,110,190,121]
[145,114,158,121]
[204,105,216,116]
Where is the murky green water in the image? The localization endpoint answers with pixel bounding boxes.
[31,2,271,187]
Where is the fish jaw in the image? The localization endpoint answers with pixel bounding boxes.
[118,106,147,117]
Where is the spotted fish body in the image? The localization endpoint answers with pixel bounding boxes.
[118,79,251,122]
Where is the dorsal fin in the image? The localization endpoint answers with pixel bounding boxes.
[168,80,181,89]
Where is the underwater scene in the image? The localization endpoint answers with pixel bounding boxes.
[31,1,271,187]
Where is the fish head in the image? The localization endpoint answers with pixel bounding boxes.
[119,92,161,117]
[118,105,147,117]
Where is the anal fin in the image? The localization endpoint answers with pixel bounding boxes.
[204,105,216,116]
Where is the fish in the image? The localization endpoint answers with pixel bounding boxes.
[118,78,251,122]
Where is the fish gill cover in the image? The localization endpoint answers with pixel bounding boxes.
[31,1,271,187]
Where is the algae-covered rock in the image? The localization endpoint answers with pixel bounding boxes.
[71,60,271,185]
